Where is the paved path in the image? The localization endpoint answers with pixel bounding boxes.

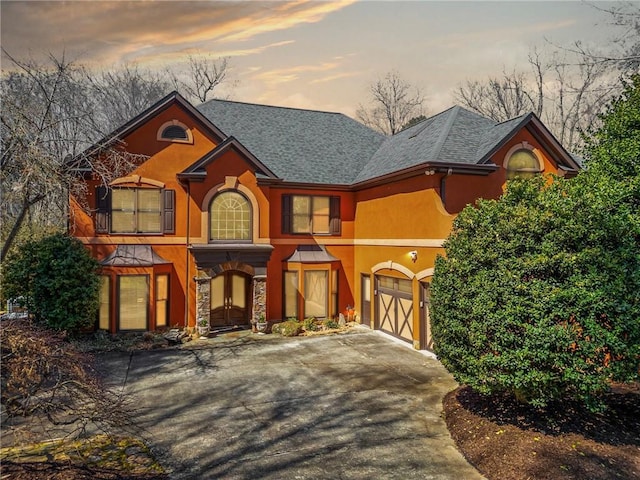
[99,329,484,479]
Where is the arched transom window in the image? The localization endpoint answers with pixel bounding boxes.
[210,191,251,241]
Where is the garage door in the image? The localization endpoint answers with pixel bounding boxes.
[375,276,413,343]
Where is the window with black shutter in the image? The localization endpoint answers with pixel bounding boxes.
[282,194,341,235]
[95,186,175,234]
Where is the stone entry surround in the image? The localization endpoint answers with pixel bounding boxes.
[195,262,266,327]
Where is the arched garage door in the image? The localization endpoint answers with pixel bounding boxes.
[375,276,414,343]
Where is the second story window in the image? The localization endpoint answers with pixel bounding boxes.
[112,188,162,233]
[95,185,175,235]
[282,195,341,235]
[209,191,251,241]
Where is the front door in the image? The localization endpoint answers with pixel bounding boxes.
[210,272,250,327]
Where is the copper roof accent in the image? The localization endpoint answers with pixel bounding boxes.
[284,245,339,263]
[100,245,171,266]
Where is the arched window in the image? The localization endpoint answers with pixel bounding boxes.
[162,125,188,140]
[157,120,193,144]
[504,143,543,179]
[209,191,251,241]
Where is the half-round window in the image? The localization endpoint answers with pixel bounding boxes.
[210,191,251,241]
[157,120,193,144]
[506,149,541,179]
[162,125,188,140]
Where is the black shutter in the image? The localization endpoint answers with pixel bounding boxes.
[163,189,175,234]
[329,196,341,235]
[282,194,292,234]
[95,185,110,233]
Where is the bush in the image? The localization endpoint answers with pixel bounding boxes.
[272,320,302,337]
[431,176,640,411]
[2,233,100,332]
[303,317,318,332]
[322,318,339,330]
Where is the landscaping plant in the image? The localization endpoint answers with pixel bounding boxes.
[2,232,101,332]
[431,77,640,410]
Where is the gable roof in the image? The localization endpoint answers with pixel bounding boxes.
[353,106,579,183]
[69,91,227,171]
[179,136,279,182]
[197,99,386,185]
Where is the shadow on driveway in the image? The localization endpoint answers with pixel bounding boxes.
[99,330,484,480]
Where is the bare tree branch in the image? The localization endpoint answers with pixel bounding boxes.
[357,71,425,135]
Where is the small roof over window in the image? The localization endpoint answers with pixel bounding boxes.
[284,245,339,263]
[100,245,170,266]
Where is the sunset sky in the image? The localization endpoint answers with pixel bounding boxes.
[1,1,626,117]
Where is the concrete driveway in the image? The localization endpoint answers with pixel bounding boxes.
[99,328,484,479]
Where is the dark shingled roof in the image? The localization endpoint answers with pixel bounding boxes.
[197,99,385,184]
[195,98,573,186]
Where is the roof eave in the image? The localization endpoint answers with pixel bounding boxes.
[69,91,227,168]
[352,161,499,190]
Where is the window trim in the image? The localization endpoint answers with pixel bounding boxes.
[95,186,175,235]
[208,190,253,243]
[98,275,111,331]
[111,187,163,234]
[157,120,193,144]
[283,270,299,320]
[503,142,544,179]
[117,274,149,332]
[155,274,170,329]
[282,194,341,236]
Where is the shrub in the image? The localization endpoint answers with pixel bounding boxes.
[2,233,100,332]
[431,176,640,411]
[323,318,339,330]
[271,320,302,337]
[303,317,318,332]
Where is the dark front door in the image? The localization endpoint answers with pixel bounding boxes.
[210,272,250,327]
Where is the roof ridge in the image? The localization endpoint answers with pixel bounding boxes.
[430,105,461,161]
[201,98,344,116]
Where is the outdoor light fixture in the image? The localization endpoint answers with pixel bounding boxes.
[409,250,418,262]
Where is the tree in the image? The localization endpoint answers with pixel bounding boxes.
[430,173,640,411]
[0,51,152,261]
[401,115,427,131]
[356,71,425,135]
[2,233,101,332]
[581,74,640,179]
[1,318,136,444]
[455,48,616,151]
[88,63,174,133]
[179,54,230,104]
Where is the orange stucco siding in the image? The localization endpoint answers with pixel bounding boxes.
[70,95,575,347]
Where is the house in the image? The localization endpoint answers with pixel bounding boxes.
[70,91,580,350]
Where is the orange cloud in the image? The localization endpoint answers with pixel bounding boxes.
[1,1,355,66]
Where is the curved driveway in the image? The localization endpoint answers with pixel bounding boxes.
[100,329,484,479]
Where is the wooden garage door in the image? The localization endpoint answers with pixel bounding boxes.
[376,276,413,343]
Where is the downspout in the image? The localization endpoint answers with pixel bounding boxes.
[184,181,191,329]
[439,168,453,209]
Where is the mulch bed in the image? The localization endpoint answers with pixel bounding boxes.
[0,462,168,480]
[442,385,640,480]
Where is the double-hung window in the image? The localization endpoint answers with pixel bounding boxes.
[95,186,175,234]
[111,188,162,233]
[282,195,341,235]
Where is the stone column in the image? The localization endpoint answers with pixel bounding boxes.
[195,270,211,328]
[251,275,267,322]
